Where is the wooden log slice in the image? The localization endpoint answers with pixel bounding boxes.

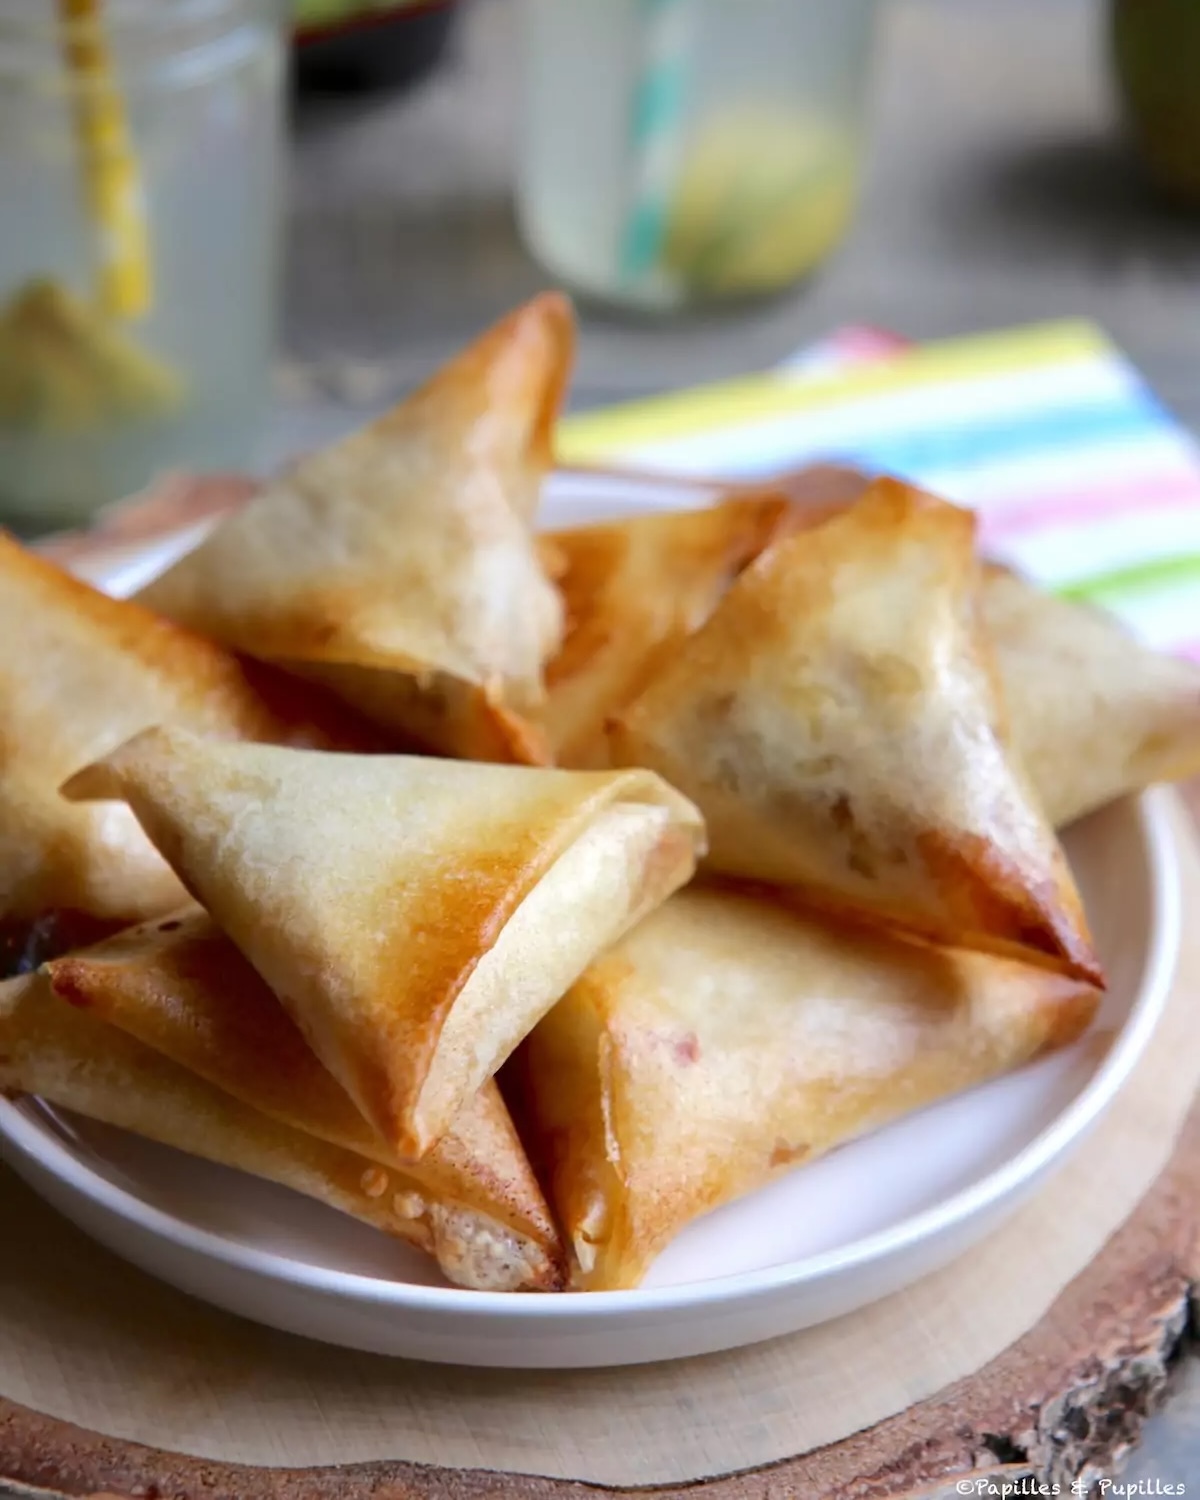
[1,1086,1197,1500]
[1,543,1196,1500]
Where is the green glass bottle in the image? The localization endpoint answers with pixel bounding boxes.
[1112,0,1200,208]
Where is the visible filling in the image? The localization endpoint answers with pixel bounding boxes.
[429,1203,556,1292]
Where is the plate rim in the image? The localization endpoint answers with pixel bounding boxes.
[0,787,1180,1321]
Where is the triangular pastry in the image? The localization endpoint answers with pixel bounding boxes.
[0,962,562,1289]
[541,493,797,765]
[608,480,1101,982]
[983,563,1200,826]
[65,728,705,1157]
[0,534,368,960]
[42,909,565,1290]
[509,883,1098,1290]
[138,295,574,762]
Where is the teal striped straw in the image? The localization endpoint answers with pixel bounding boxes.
[617,0,694,287]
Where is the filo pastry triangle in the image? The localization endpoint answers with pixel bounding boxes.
[64,728,705,1159]
[0,959,562,1290]
[34,908,564,1290]
[508,884,1099,1290]
[540,467,877,767]
[982,563,1200,828]
[0,533,371,959]
[548,483,1200,825]
[138,295,574,764]
[607,479,1101,983]
[541,493,797,766]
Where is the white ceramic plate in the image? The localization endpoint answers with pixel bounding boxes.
[0,480,1183,1368]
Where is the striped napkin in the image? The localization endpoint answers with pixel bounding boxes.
[558,320,1200,660]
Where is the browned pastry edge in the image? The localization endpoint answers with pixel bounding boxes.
[0,1085,1196,1500]
[1,488,1192,1500]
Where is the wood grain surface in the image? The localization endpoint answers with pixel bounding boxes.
[1,1088,1197,1500]
[6,0,1200,1492]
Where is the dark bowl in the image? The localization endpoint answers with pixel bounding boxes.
[294,1,460,93]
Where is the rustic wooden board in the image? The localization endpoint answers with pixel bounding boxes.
[1,1086,1197,1500]
[5,774,1200,1498]
[6,523,1197,1495]
[0,641,1194,1498]
[8,0,1200,1453]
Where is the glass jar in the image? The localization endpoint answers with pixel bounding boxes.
[0,0,285,532]
[516,0,878,314]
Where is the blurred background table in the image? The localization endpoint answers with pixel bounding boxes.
[277,0,1200,466]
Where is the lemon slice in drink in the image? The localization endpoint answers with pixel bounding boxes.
[663,109,859,295]
[0,279,183,433]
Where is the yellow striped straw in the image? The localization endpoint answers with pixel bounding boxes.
[59,0,152,320]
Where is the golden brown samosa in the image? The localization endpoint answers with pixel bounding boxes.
[65,727,705,1159]
[541,467,876,767]
[510,884,1098,1290]
[542,494,796,765]
[983,564,1200,827]
[0,534,370,961]
[42,909,565,1290]
[608,479,1101,983]
[0,965,560,1289]
[138,295,574,764]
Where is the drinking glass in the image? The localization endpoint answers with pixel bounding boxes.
[517,0,878,313]
[0,0,285,531]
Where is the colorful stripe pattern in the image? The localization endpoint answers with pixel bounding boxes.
[556,320,1200,654]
